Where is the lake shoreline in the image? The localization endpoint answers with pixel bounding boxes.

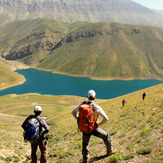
[0,68,162,99]
[0,74,25,91]
[6,59,163,81]
[35,67,163,81]
[0,60,28,91]
[0,65,162,92]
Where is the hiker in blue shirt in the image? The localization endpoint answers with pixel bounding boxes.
[22,106,49,163]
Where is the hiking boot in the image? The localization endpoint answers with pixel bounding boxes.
[107,149,117,156]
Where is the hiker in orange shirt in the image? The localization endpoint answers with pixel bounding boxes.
[72,90,117,163]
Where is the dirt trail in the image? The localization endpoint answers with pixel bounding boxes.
[0,112,24,118]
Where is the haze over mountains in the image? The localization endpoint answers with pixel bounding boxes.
[0,0,163,29]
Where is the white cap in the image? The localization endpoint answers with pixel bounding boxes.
[87,90,96,98]
[34,106,42,112]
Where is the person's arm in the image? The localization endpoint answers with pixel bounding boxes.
[95,105,109,126]
[71,104,81,120]
[39,118,50,136]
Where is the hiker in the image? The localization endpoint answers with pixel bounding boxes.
[142,92,146,100]
[22,106,50,163]
[122,99,126,107]
[72,90,117,163]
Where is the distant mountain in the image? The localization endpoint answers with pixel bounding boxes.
[155,10,163,17]
[1,19,163,80]
[0,0,163,29]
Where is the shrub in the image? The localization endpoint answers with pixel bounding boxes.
[126,144,135,150]
[5,157,12,162]
[77,141,82,148]
[109,153,122,163]
[140,128,151,137]
[123,153,135,160]
[119,139,125,145]
[110,130,117,136]
[136,147,152,155]
[0,156,5,161]
[12,156,20,162]
[135,136,142,143]
[118,133,126,138]
[56,159,71,163]
[152,152,163,163]
[147,117,153,123]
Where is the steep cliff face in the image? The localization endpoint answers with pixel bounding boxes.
[0,0,163,28]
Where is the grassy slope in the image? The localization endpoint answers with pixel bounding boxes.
[0,19,163,80]
[0,19,69,65]
[0,83,162,162]
[0,58,25,90]
[37,22,163,80]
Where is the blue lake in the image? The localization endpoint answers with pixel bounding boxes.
[0,68,162,99]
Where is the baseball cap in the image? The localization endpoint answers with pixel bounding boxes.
[87,90,96,98]
[34,106,42,112]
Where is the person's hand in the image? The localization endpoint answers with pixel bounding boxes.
[96,122,99,127]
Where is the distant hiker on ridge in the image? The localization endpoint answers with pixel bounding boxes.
[142,92,146,100]
[22,106,50,163]
[72,90,117,163]
[122,99,126,107]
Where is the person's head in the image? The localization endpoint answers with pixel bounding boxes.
[34,105,42,116]
[87,90,96,100]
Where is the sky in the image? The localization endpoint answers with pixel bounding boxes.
[132,0,163,10]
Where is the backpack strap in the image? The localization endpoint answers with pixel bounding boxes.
[82,101,87,104]
[86,101,96,111]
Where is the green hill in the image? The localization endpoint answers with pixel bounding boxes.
[0,58,25,90]
[38,22,163,80]
[0,83,162,162]
[0,19,68,66]
[0,19,163,80]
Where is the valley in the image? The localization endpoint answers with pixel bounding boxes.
[0,1,162,162]
[0,19,163,83]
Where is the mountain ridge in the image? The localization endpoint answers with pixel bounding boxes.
[0,0,163,29]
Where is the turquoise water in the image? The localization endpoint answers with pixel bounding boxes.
[0,68,162,99]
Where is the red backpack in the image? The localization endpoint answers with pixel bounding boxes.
[78,101,97,133]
